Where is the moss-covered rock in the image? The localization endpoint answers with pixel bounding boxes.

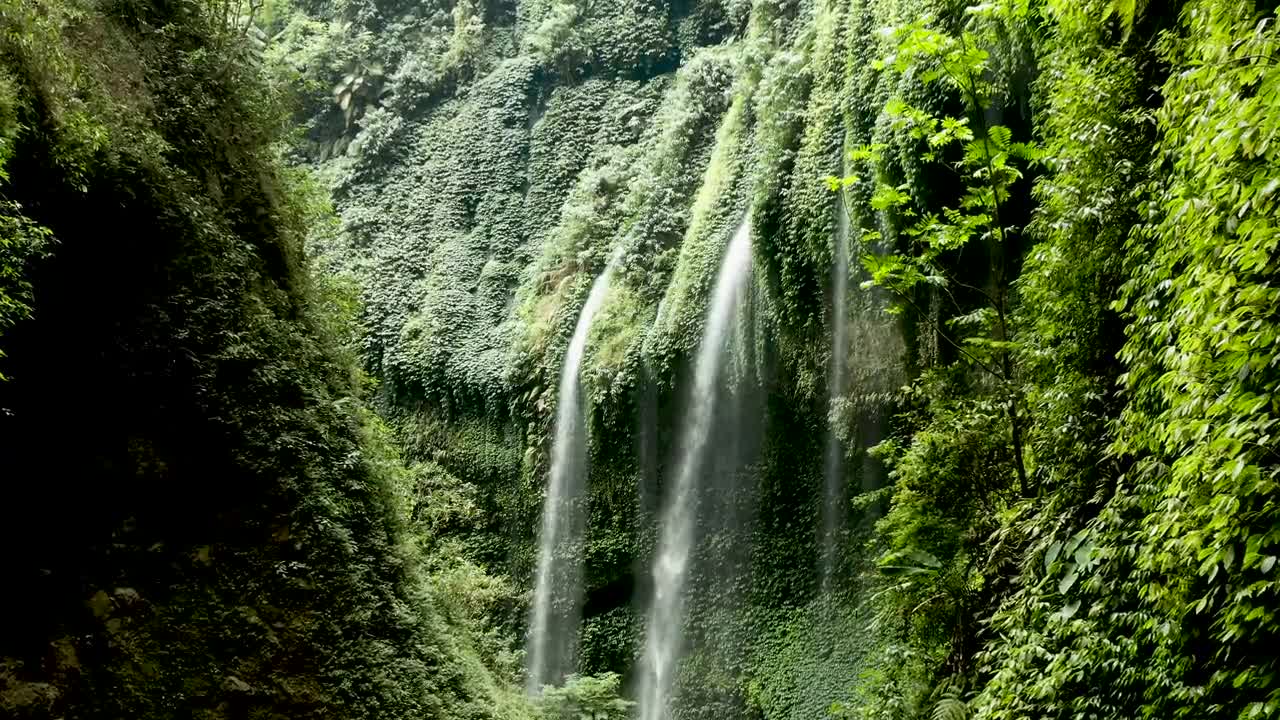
[0,1,528,717]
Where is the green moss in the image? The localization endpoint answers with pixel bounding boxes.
[642,72,753,378]
[281,0,896,711]
[258,0,1280,719]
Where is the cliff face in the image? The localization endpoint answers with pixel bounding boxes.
[279,0,914,713]
[285,0,1280,717]
[0,1,521,718]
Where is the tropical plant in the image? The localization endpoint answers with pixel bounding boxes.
[536,673,634,720]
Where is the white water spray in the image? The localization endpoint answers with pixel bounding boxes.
[821,197,850,592]
[638,217,754,720]
[526,258,617,694]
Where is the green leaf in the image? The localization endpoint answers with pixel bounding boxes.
[1058,566,1079,594]
[931,697,967,720]
[987,125,1012,150]
[1073,539,1096,568]
[1045,541,1063,571]
[1058,600,1081,620]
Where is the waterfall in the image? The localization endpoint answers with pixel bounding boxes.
[821,196,850,593]
[638,217,754,720]
[526,260,617,694]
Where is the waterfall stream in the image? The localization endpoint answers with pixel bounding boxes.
[821,197,850,593]
[526,260,617,693]
[638,217,754,720]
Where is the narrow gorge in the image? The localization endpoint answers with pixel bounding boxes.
[0,0,1277,719]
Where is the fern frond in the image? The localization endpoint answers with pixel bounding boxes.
[930,697,968,720]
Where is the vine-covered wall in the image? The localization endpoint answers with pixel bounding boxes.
[268,0,1280,717]
[276,0,908,710]
[3,0,1275,717]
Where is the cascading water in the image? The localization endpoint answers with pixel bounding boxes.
[526,259,618,694]
[638,217,754,720]
[820,197,851,593]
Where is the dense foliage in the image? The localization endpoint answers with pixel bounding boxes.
[0,0,527,717]
[1,0,1276,718]
[837,1,1280,718]
[266,0,1280,716]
